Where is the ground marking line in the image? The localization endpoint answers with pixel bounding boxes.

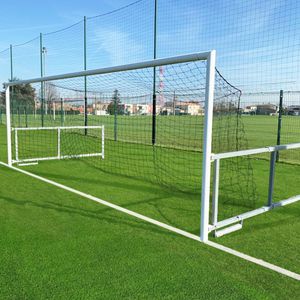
[1,161,299,281]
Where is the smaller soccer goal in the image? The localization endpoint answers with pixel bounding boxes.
[11,125,104,165]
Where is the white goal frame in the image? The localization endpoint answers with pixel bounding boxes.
[210,143,300,237]
[4,51,217,242]
[4,51,300,243]
[11,125,105,165]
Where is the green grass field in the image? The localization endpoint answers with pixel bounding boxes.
[0,113,299,298]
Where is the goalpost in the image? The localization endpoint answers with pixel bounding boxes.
[4,51,300,242]
[4,51,216,242]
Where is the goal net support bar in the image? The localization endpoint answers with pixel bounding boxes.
[210,142,300,237]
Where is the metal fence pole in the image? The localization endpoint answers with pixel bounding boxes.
[268,151,277,206]
[114,94,117,141]
[25,106,28,128]
[60,98,64,126]
[40,33,45,127]
[276,90,283,162]
[152,0,158,145]
[10,44,14,126]
[84,16,88,134]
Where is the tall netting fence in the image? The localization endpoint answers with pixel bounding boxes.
[86,0,154,69]
[12,37,40,80]
[43,22,84,76]
[1,0,300,151]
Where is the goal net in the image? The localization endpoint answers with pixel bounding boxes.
[4,52,257,241]
[12,126,104,164]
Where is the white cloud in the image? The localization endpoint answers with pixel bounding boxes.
[91,27,145,66]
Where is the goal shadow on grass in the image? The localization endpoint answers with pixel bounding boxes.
[0,195,191,239]
[25,158,201,235]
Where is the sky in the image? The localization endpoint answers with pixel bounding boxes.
[0,0,133,48]
[0,0,300,94]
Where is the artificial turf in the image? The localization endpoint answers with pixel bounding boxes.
[0,114,299,298]
[1,164,300,299]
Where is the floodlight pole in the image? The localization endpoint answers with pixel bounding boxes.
[6,86,12,166]
[200,50,216,243]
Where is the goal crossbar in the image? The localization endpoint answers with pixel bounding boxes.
[4,52,212,87]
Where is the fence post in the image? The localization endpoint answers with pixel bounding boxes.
[114,93,117,141]
[276,90,283,162]
[40,33,45,127]
[10,45,14,126]
[17,107,20,127]
[268,151,277,206]
[25,106,28,128]
[84,16,88,134]
[60,98,64,126]
[152,0,158,145]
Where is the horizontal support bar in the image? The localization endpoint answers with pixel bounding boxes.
[60,153,103,159]
[214,223,243,238]
[18,162,39,166]
[12,125,104,131]
[12,156,59,163]
[4,52,212,87]
[212,142,300,160]
[209,194,300,232]
[13,152,103,164]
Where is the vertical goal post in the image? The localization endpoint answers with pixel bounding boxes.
[4,51,217,242]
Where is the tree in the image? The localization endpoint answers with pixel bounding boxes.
[45,82,58,103]
[44,82,59,114]
[107,89,123,115]
[1,78,36,109]
[0,89,5,109]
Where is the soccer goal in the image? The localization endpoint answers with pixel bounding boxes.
[4,52,218,241]
[7,51,292,242]
[11,125,104,165]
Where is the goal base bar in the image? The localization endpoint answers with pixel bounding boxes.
[12,152,104,165]
[214,223,243,237]
[18,162,39,167]
[209,195,300,233]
